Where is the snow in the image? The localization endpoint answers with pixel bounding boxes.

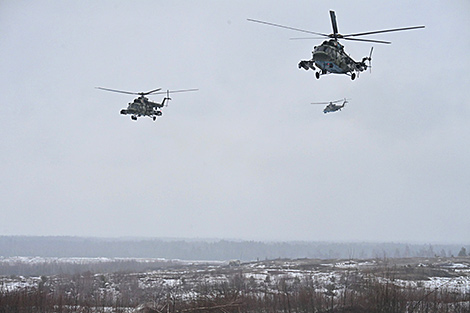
[1,256,469,305]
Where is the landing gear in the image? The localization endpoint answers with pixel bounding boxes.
[351,73,356,80]
[152,116,156,121]
[315,72,320,79]
[131,115,137,121]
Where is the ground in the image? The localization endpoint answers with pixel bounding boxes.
[1,256,469,312]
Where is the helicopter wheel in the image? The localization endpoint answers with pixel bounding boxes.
[153,116,156,121]
[351,73,356,80]
[315,72,320,79]
[131,116,137,121]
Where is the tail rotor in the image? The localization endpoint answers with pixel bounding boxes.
[165,90,171,107]
[367,47,373,72]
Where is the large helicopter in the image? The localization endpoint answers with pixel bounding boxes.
[312,98,350,114]
[96,87,198,121]
[248,11,424,80]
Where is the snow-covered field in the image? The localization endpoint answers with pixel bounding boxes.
[1,256,469,312]
[1,256,469,293]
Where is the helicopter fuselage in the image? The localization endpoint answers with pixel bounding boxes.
[323,103,345,113]
[120,96,167,120]
[299,39,369,80]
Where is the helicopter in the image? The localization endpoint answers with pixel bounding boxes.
[96,87,198,121]
[312,98,350,114]
[248,11,424,80]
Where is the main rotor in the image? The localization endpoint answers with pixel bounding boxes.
[311,98,350,105]
[95,87,198,97]
[248,10,424,44]
[95,87,163,96]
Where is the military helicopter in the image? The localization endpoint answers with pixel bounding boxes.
[96,87,198,121]
[248,11,424,80]
[312,98,350,114]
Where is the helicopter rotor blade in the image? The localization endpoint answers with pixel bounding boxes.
[247,18,329,37]
[95,87,140,95]
[329,10,339,38]
[343,37,391,44]
[312,98,351,105]
[152,88,199,95]
[343,25,425,38]
[289,37,329,40]
[141,88,163,95]
[332,98,351,103]
[96,87,164,96]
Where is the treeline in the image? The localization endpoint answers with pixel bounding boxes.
[1,271,469,313]
[0,258,189,276]
[0,236,468,261]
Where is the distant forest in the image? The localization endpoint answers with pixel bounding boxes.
[0,236,468,261]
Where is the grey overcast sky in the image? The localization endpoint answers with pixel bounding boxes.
[1,1,469,243]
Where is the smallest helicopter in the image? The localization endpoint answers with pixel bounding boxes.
[311,98,350,113]
[96,87,198,121]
